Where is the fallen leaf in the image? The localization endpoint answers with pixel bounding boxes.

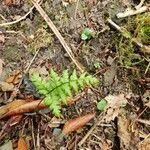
[0,141,13,150]
[0,100,28,117]
[0,100,46,119]
[102,94,127,122]
[138,138,150,150]
[62,113,95,134]
[117,109,140,150]
[0,81,14,91]
[17,137,28,150]
[6,70,21,85]
[0,59,4,76]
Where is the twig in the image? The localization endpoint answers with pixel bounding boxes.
[0,14,7,21]
[107,19,150,53]
[32,0,84,72]
[136,119,150,126]
[74,0,80,19]
[36,123,40,150]
[116,6,148,18]
[31,119,36,149]
[145,62,150,74]
[78,113,104,147]
[25,49,40,73]
[135,0,145,10]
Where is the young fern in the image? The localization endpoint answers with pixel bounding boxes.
[31,69,98,117]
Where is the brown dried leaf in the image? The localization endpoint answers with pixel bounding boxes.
[103,94,127,122]
[6,70,21,84]
[0,81,14,91]
[62,113,95,134]
[17,137,28,150]
[0,100,46,119]
[117,110,140,149]
[0,100,27,117]
[138,138,150,150]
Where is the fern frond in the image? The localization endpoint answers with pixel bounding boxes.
[31,69,98,117]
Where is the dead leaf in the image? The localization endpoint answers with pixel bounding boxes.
[6,70,21,85]
[0,100,27,117]
[117,109,140,150]
[4,0,17,6]
[0,81,14,91]
[138,138,150,150]
[62,113,95,134]
[102,94,127,122]
[0,100,46,119]
[0,141,13,150]
[29,66,48,76]
[0,59,4,76]
[17,137,28,150]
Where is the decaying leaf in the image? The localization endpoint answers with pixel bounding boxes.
[117,109,140,150]
[6,70,21,85]
[0,81,14,91]
[0,141,13,150]
[0,100,27,117]
[138,138,150,150]
[102,94,127,122]
[0,100,46,119]
[17,137,28,150]
[62,113,95,134]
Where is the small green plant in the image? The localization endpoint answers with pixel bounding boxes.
[31,69,98,116]
[97,99,107,111]
[81,28,94,40]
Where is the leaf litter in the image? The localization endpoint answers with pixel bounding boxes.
[0,0,150,149]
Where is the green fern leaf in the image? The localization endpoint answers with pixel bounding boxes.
[31,69,99,117]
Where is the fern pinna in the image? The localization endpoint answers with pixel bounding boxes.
[31,69,98,117]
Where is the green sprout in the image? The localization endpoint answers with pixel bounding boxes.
[81,28,94,40]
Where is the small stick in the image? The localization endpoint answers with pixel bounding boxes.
[36,123,40,150]
[74,0,80,19]
[116,6,148,18]
[32,0,84,72]
[135,0,145,10]
[78,113,104,147]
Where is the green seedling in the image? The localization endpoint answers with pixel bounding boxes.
[97,99,107,111]
[81,28,94,40]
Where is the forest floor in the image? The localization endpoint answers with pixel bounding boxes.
[0,0,150,150]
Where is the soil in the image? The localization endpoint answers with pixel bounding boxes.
[0,0,149,150]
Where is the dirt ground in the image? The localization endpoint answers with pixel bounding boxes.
[0,0,150,150]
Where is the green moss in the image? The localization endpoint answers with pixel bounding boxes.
[114,12,150,68]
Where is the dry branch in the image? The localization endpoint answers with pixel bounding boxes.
[116,6,148,18]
